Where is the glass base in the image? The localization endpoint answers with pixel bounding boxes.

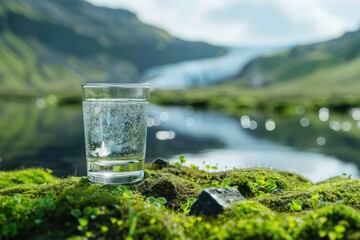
[88,171,144,184]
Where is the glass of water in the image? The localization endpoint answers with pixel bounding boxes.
[82,83,150,184]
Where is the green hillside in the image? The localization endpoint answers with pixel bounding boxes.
[233,27,360,94]
[153,27,360,113]
[0,0,223,96]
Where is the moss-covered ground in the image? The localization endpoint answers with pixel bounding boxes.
[0,165,359,240]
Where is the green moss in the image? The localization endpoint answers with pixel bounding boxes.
[0,167,359,239]
[0,177,80,199]
[259,178,360,212]
[216,168,312,197]
[294,204,360,239]
[146,166,212,186]
[0,168,57,188]
[224,201,273,219]
[134,172,202,209]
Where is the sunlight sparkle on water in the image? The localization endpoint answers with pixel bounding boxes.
[249,120,257,130]
[316,137,326,146]
[319,107,329,122]
[265,119,276,131]
[350,108,360,121]
[300,117,310,127]
[156,131,176,140]
[342,121,352,132]
[240,115,251,129]
[329,120,341,131]
[147,116,162,127]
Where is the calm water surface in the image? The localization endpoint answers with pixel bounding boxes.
[0,100,359,182]
[1,48,359,182]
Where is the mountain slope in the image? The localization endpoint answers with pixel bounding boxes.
[0,0,223,95]
[233,27,360,94]
[151,27,360,115]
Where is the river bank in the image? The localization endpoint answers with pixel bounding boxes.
[0,164,359,239]
[151,86,360,115]
[3,83,359,115]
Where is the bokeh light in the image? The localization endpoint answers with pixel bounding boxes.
[342,121,352,132]
[350,108,360,120]
[156,131,176,140]
[317,136,326,145]
[319,107,329,122]
[249,120,257,130]
[300,117,310,127]
[329,120,341,131]
[265,119,276,131]
[240,115,251,129]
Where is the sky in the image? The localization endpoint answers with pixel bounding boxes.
[86,0,360,46]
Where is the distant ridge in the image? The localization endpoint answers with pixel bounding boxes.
[0,0,223,95]
[234,27,360,93]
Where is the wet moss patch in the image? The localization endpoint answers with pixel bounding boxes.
[259,178,360,212]
[215,168,312,197]
[135,173,201,209]
[0,166,359,239]
[0,168,57,188]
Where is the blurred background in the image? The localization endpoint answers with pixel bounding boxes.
[1,0,360,182]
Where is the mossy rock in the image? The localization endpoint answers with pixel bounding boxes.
[259,178,360,212]
[135,172,201,209]
[0,168,57,188]
[215,168,312,197]
[0,166,359,239]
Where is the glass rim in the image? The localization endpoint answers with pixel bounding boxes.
[82,83,150,89]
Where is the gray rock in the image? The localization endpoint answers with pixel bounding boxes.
[189,187,245,216]
[151,158,169,169]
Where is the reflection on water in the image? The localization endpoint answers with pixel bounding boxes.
[245,106,360,168]
[0,101,223,177]
[0,101,85,177]
[0,101,359,182]
[149,105,359,182]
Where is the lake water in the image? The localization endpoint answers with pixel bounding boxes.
[0,100,359,182]
[149,105,360,182]
[1,49,360,182]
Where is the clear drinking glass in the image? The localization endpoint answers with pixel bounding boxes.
[82,83,150,184]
